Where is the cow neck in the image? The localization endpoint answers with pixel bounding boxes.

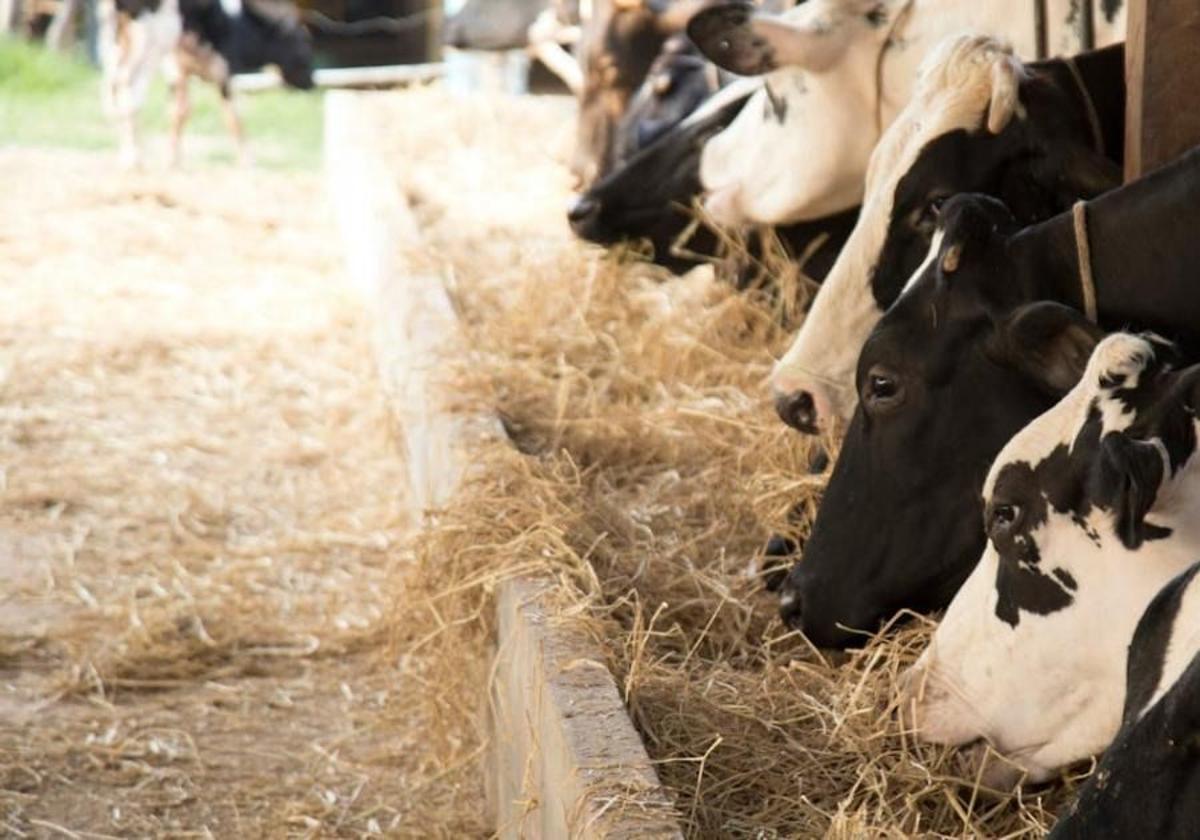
[1026,43,1125,164]
[1011,146,1200,349]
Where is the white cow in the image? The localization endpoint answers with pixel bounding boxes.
[900,333,1200,787]
[689,0,1125,228]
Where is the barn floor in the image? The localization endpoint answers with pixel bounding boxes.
[0,148,446,836]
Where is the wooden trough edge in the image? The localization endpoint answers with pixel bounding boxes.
[323,92,684,839]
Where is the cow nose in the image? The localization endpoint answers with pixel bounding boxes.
[567,195,600,230]
[778,581,803,629]
[774,390,819,434]
[761,534,797,592]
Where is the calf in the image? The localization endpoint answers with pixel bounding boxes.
[98,0,313,168]
[778,145,1200,649]
[687,0,1125,227]
[771,36,1124,433]
[900,333,1200,787]
[1050,562,1200,838]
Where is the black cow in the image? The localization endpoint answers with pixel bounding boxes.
[611,33,723,166]
[1051,562,1200,839]
[573,0,708,186]
[99,0,313,167]
[779,145,1200,649]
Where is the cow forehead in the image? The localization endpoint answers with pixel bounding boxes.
[985,335,1161,501]
[864,36,1013,196]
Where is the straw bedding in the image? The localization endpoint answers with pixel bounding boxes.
[376,88,1095,837]
[0,149,454,836]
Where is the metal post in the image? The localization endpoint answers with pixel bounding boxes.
[1033,0,1048,59]
[1079,0,1095,50]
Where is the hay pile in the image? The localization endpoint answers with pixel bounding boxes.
[377,89,1093,837]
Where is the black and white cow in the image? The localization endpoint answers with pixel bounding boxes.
[771,36,1125,433]
[1051,562,1200,838]
[98,0,313,167]
[778,144,1200,649]
[569,81,860,277]
[689,0,1125,227]
[901,333,1200,787]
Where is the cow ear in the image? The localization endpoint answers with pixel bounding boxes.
[993,301,1104,395]
[985,53,1025,134]
[687,2,850,76]
[1095,433,1167,549]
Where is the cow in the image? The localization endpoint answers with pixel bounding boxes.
[611,33,724,166]
[572,0,709,187]
[899,332,1200,788]
[770,36,1125,433]
[98,0,313,168]
[776,144,1200,650]
[687,0,1125,228]
[569,76,858,277]
[1050,562,1200,839]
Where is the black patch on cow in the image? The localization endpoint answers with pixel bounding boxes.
[1102,0,1123,24]
[687,2,779,76]
[1123,563,1200,726]
[989,405,1106,626]
[865,4,886,27]
[762,80,788,123]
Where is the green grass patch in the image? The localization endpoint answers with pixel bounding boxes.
[0,37,323,169]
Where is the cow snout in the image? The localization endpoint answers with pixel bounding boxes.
[761,534,797,592]
[774,389,819,435]
[567,195,601,233]
[778,579,803,629]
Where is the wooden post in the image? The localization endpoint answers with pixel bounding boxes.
[1125,0,1200,181]
[45,0,80,50]
[0,0,22,35]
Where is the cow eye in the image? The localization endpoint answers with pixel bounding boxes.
[916,195,947,229]
[863,365,903,411]
[988,503,1021,536]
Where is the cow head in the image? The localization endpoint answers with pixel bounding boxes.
[776,193,1099,648]
[241,0,314,89]
[611,33,722,165]
[568,81,753,267]
[900,333,1200,787]
[573,0,709,186]
[690,0,900,226]
[769,35,1122,433]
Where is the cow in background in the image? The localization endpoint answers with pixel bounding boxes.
[98,0,314,168]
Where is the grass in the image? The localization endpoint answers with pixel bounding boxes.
[0,37,323,169]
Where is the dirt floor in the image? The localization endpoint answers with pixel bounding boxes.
[0,149,459,837]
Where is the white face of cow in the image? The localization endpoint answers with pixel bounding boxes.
[691,0,1049,228]
[770,35,1026,429]
[901,334,1200,787]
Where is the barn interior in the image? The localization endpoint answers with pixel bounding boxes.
[2,0,1198,837]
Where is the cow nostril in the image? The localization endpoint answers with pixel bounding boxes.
[567,195,600,227]
[761,534,797,592]
[778,584,803,628]
[774,390,819,434]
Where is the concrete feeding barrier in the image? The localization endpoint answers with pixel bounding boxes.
[324,91,683,838]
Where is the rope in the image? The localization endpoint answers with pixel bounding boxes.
[1072,200,1098,323]
[1063,54,1105,157]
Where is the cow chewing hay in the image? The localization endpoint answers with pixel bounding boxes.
[370,88,1092,837]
